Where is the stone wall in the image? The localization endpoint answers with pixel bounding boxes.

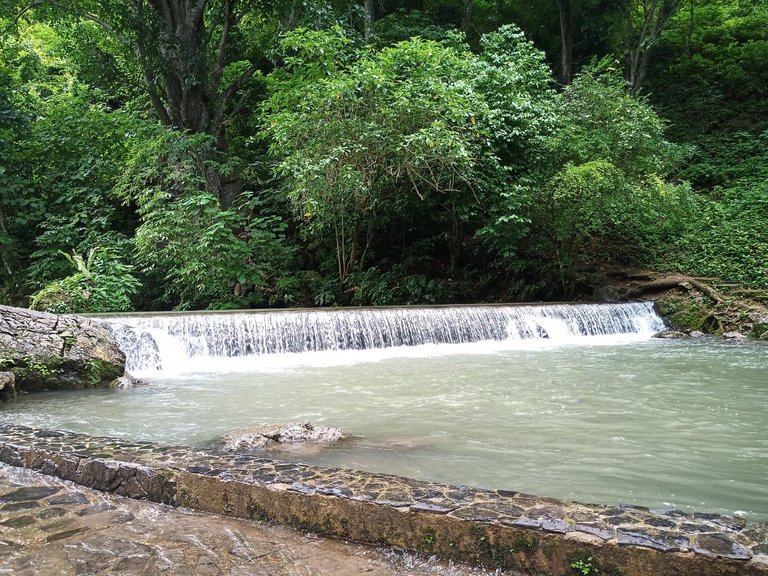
[0,423,765,576]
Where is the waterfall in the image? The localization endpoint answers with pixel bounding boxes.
[103,302,665,373]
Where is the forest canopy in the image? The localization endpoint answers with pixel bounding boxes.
[1,0,766,311]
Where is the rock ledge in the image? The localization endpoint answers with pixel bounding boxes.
[0,304,125,393]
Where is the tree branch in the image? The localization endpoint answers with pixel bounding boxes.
[139,64,173,125]
[211,60,261,130]
[15,0,134,45]
[148,0,174,28]
[133,0,172,125]
[212,0,235,90]
[2,1,43,35]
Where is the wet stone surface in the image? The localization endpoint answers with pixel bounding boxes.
[0,464,517,576]
[694,533,753,560]
[0,422,767,574]
[575,522,615,541]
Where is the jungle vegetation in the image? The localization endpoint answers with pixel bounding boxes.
[1,0,765,312]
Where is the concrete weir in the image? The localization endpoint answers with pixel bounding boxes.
[0,423,766,576]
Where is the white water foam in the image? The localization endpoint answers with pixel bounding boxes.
[103,302,665,376]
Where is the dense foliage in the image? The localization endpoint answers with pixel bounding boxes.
[1,0,765,311]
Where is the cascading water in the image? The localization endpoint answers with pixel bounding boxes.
[104,302,665,373]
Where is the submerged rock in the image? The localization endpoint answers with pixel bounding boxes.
[111,373,150,389]
[652,330,689,339]
[723,331,747,341]
[219,421,348,452]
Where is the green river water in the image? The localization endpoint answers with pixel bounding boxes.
[3,337,766,521]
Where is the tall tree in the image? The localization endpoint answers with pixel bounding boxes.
[555,0,573,84]
[363,0,374,40]
[460,0,473,33]
[626,0,683,94]
[6,0,312,208]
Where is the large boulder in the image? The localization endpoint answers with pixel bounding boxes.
[0,304,125,394]
[219,421,349,452]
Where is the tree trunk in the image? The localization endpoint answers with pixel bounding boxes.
[364,0,374,42]
[135,0,261,208]
[684,0,695,57]
[147,0,212,134]
[627,0,683,95]
[17,1,264,211]
[0,205,13,276]
[557,0,573,84]
[461,0,474,34]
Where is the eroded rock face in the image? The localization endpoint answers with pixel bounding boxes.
[219,421,348,452]
[0,304,125,393]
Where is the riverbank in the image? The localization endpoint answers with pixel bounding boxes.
[595,267,768,338]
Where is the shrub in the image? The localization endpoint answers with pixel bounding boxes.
[30,247,140,313]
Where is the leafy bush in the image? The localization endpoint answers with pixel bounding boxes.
[266,28,498,282]
[372,11,466,49]
[30,247,140,313]
[679,130,768,190]
[117,127,293,310]
[661,182,768,289]
[1,31,137,298]
[265,25,558,295]
[521,63,692,295]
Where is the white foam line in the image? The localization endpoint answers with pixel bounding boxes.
[131,332,656,377]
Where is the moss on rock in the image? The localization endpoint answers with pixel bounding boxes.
[0,304,125,393]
